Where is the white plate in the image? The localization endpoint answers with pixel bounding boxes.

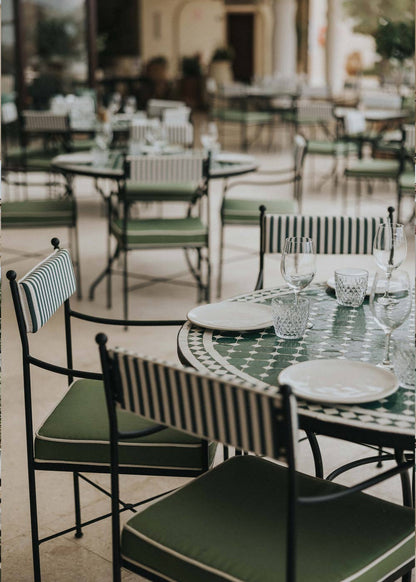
[187,301,273,331]
[214,153,256,165]
[278,359,399,404]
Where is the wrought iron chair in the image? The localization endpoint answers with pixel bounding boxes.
[343,111,403,210]
[217,135,307,298]
[89,151,211,320]
[255,207,387,290]
[7,239,216,582]
[97,334,415,582]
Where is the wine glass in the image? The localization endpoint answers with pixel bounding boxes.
[124,96,137,115]
[373,223,407,275]
[281,237,316,302]
[108,92,122,115]
[200,122,219,151]
[369,270,412,370]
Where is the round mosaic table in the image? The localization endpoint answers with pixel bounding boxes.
[178,284,414,451]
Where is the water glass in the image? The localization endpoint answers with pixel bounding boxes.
[272,296,310,340]
[334,268,368,307]
[392,342,415,389]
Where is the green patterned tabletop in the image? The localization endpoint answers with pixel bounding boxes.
[178,284,415,450]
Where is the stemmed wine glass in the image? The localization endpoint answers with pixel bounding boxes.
[281,237,316,302]
[373,223,407,299]
[369,270,412,370]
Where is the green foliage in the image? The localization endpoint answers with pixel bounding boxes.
[343,0,414,36]
[36,18,78,59]
[375,20,415,62]
[181,55,202,78]
[211,47,235,62]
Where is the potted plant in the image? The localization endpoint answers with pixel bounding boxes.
[209,46,234,85]
[180,54,203,108]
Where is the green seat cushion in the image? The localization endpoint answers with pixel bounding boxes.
[345,159,401,178]
[125,182,199,202]
[2,199,75,228]
[399,172,414,192]
[306,140,358,156]
[6,147,62,170]
[215,109,273,124]
[71,138,97,152]
[122,455,414,582]
[223,198,297,223]
[35,379,215,471]
[111,217,208,248]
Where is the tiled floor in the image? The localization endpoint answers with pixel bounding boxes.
[2,127,415,580]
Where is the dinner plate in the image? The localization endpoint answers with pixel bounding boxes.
[278,359,399,404]
[187,301,273,331]
[214,153,256,165]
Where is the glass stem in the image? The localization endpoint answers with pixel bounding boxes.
[383,331,392,366]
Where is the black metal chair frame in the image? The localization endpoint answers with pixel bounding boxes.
[7,238,211,582]
[216,137,307,299]
[97,333,415,582]
[89,155,212,321]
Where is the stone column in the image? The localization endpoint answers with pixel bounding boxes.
[273,0,297,76]
[326,0,344,94]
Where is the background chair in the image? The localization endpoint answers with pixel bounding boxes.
[255,209,386,290]
[98,336,415,582]
[397,124,415,223]
[89,151,211,320]
[7,240,215,582]
[217,135,307,298]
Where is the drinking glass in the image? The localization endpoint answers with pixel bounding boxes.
[373,223,407,276]
[200,122,219,151]
[369,271,412,370]
[124,96,137,115]
[281,237,316,302]
[108,92,122,115]
[272,296,310,339]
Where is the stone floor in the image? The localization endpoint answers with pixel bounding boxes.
[2,127,415,581]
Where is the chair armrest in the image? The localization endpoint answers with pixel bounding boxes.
[28,355,102,381]
[224,177,296,194]
[298,459,414,504]
[69,308,185,327]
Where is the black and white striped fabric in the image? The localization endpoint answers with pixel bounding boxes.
[262,214,386,255]
[127,152,205,184]
[18,249,76,333]
[130,119,160,143]
[22,111,70,132]
[110,348,296,461]
[296,100,334,123]
[164,122,194,146]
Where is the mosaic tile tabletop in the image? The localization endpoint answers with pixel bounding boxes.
[178,285,415,447]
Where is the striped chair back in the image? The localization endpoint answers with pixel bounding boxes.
[126,151,206,186]
[18,249,76,333]
[164,122,194,146]
[130,119,160,143]
[22,111,70,132]
[107,347,296,462]
[261,214,386,255]
[162,107,191,123]
[296,100,334,124]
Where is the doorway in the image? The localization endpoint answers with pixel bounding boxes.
[226,13,254,83]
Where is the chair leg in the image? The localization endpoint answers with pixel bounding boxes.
[217,220,225,299]
[123,249,129,325]
[73,472,83,538]
[342,174,348,214]
[305,430,324,478]
[27,459,42,582]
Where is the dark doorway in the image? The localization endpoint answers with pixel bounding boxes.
[226,13,254,83]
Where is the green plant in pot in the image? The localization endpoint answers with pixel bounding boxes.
[209,46,234,85]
